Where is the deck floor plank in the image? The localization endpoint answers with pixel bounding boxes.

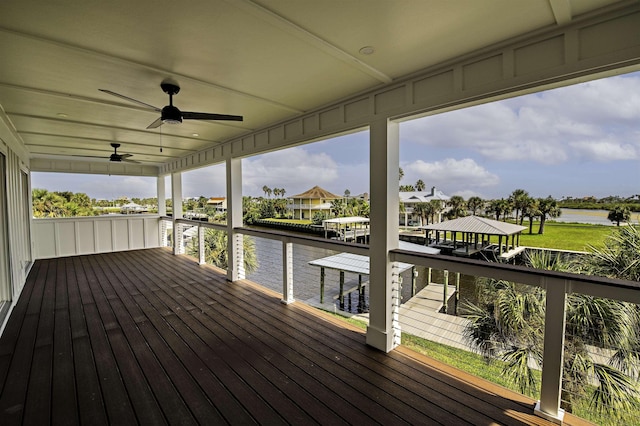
[0,248,592,425]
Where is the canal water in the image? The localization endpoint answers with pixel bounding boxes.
[554,208,640,225]
[246,236,477,315]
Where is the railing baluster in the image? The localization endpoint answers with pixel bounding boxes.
[198,224,205,265]
[282,241,294,304]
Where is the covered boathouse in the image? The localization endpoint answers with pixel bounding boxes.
[2,1,640,424]
[422,216,527,260]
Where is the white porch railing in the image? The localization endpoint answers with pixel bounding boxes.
[32,214,162,259]
[154,218,640,423]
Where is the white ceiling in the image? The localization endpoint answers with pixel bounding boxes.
[0,0,626,167]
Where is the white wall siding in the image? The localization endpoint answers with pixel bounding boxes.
[32,215,161,259]
[0,125,33,333]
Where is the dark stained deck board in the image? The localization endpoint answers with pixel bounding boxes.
[118,250,403,425]
[138,251,533,426]
[0,248,593,426]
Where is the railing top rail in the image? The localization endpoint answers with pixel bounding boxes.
[392,248,640,304]
[34,214,161,222]
[235,226,370,256]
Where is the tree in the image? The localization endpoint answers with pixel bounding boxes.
[330,198,346,217]
[509,189,529,224]
[187,229,257,274]
[486,198,510,222]
[32,189,96,217]
[521,198,540,234]
[607,205,631,226]
[463,251,640,416]
[415,179,425,192]
[576,224,640,281]
[262,185,271,198]
[399,167,404,182]
[467,196,484,216]
[400,184,415,192]
[428,199,444,224]
[412,202,429,226]
[537,196,561,234]
[446,195,467,219]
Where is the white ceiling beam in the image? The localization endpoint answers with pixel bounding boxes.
[0,82,251,131]
[0,27,304,114]
[228,0,393,84]
[549,0,572,25]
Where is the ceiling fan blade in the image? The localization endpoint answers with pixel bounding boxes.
[70,155,109,159]
[182,111,243,121]
[99,89,161,111]
[120,153,134,158]
[122,158,141,163]
[146,117,163,129]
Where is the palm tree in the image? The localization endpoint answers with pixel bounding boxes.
[446,195,467,219]
[576,224,640,281]
[412,202,429,226]
[330,198,346,217]
[467,196,484,216]
[415,179,425,192]
[509,189,529,224]
[399,167,404,182]
[607,205,631,226]
[463,251,640,416]
[262,185,270,198]
[428,199,444,224]
[537,196,561,234]
[521,198,540,234]
[187,229,258,274]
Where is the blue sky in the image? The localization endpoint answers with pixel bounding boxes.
[33,71,640,200]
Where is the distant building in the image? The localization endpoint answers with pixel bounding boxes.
[288,186,341,220]
[206,197,227,213]
[120,202,147,214]
[400,186,450,226]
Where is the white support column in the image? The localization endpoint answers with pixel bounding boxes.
[366,119,400,352]
[157,176,166,216]
[157,176,168,246]
[171,172,184,255]
[535,278,567,424]
[226,158,244,282]
[281,241,294,304]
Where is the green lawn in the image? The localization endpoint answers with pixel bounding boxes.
[518,221,614,252]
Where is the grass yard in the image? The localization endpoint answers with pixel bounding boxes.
[518,221,614,252]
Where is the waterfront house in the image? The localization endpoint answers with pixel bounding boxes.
[400,186,450,226]
[1,1,639,424]
[288,185,341,220]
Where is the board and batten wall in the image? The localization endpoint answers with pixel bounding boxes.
[32,215,162,259]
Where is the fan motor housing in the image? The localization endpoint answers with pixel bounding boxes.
[161,105,182,124]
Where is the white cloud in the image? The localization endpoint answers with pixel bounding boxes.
[405,158,499,190]
[400,73,640,165]
[568,139,638,162]
[242,147,339,196]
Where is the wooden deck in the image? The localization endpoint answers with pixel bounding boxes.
[0,248,590,425]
